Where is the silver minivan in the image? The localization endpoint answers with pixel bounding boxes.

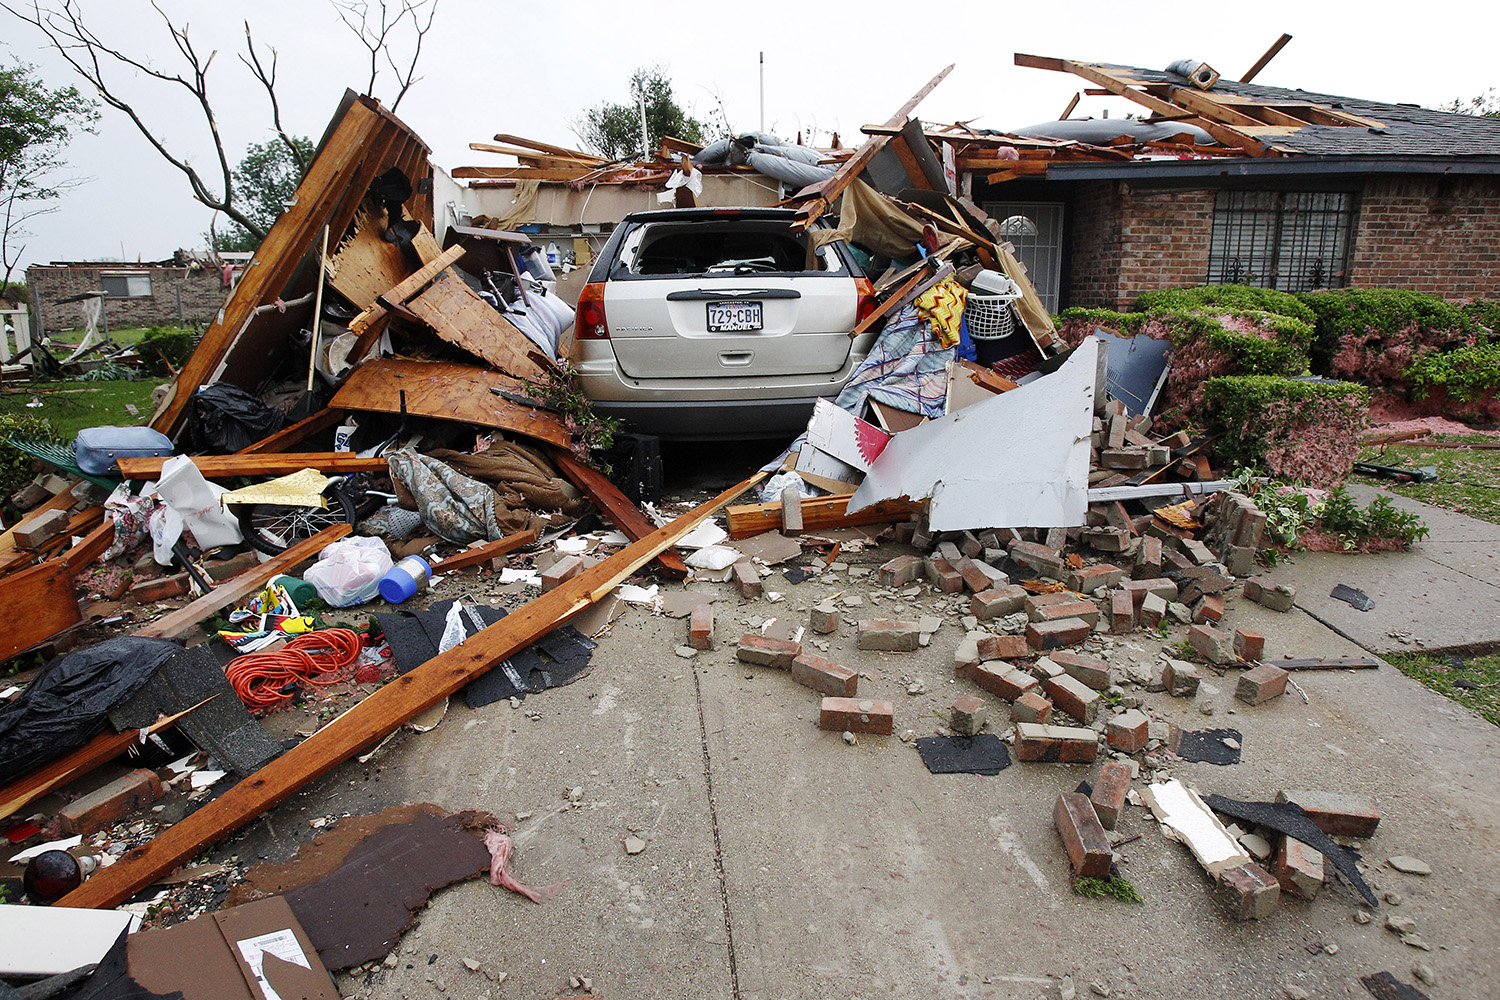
[572,208,877,439]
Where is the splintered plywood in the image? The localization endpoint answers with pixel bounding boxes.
[329,218,444,311]
[402,270,551,381]
[330,358,571,449]
[1,560,83,660]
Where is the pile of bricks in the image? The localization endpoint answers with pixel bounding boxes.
[1088,401,1197,486]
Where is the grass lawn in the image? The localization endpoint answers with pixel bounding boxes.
[1388,650,1500,727]
[0,379,158,439]
[1354,434,1500,526]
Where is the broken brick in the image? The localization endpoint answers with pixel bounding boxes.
[977,634,1029,661]
[1015,722,1097,762]
[1029,656,1065,681]
[857,619,921,652]
[969,663,1038,702]
[1162,659,1200,698]
[1215,862,1280,921]
[1050,650,1110,690]
[1275,790,1381,838]
[1105,709,1150,753]
[792,653,858,698]
[688,604,714,650]
[1188,623,1234,665]
[1276,836,1324,900]
[1045,673,1100,724]
[1233,628,1265,663]
[129,573,190,604]
[1007,540,1066,579]
[1243,576,1296,612]
[1109,589,1135,634]
[819,697,894,735]
[1032,600,1101,628]
[56,769,164,836]
[12,508,70,549]
[732,561,763,599]
[809,601,840,635]
[1121,578,1177,608]
[1026,618,1092,651]
[925,556,965,594]
[1138,591,1168,629]
[1010,690,1053,724]
[1193,593,1225,624]
[877,554,924,588]
[1054,792,1113,877]
[970,584,1028,620]
[735,634,800,668]
[1090,760,1133,830]
[1134,536,1163,578]
[949,694,987,736]
[1080,527,1129,553]
[1067,563,1124,594]
[541,554,585,590]
[1235,664,1290,705]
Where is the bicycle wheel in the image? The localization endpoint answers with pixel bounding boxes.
[236,487,358,556]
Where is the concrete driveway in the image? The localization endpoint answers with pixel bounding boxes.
[230,490,1500,1000]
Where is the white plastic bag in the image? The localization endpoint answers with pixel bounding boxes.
[150,455,243,564]
[685,545,741,571]
[303,535,394,607]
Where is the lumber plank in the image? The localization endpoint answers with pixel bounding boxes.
[0,559,84,661]
[133,524,351,640]
[1276,657,1381,671]
[548,448,688,579]
[348,243,465,336]
[329,218,444,312]
[726,495,921,539]
[1241,33,1293,83]
[490,133,601,161]
[402,270,553,381]
[428,530,537,573]
[117,454,389,480]
[330,359,571,449]
[237,409,347,455]
[450,166,598,181]
[58,471,765,910]
[152,99,386,438]
[851,268,926,338]
[0,699,213,822]
[58,519,114,573]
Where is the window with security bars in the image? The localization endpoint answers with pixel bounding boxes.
[1207,191,1356,292]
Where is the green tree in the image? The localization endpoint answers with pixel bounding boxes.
[207,135,316,252]
[0,58,98,288]
[575,66,705,161]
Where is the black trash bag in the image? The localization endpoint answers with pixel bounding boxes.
[0,636,182,784]
[186,383,286,454]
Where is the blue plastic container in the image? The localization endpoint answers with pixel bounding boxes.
[378,555,432,604]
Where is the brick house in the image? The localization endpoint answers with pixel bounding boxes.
[965,60,1500,312]
[25,253,235,335]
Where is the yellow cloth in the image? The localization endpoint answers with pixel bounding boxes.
[914,277,968,348]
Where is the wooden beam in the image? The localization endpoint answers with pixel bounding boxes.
[1060,92,1081,120]
[428,530,538,574]
[726,495,921,539]
[1166,88,1271,129]
[57,472,765,910]
[491,133,600,161]
[237,409,347,455]
[468,142,602,166]
[347,243,467,362]
[450,166,600,182]
[1241,33,1293,83]
[548,447,688,579]
[1276,657,1380,670]
[117,453,390,480]
[0,699,213,822]
[59,519,114,574]
[134,524,351,640]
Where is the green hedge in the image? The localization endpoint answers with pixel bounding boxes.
[1404,342,1500,403]
[1462,300,1500,335]
[1133,284,1316,325]
[1203,375,1369,487]
[1296,288,1478,376]
[0,413,61,508]
[1054,307,1311,374]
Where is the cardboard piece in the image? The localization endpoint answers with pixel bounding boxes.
[127,895,338,1000]
[849,337,1097,531]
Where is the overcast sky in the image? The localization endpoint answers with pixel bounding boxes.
[4,0,1497,275]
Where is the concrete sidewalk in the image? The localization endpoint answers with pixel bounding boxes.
[1261,483,1500,655]
[236,494,1500,1000]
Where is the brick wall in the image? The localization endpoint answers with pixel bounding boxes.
[1067,180,1121,308]
[1114,185,1215,309]
[1350,175,1500,298]
[26,263,230,335]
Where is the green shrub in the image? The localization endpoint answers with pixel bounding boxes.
[1203,376,1369,487]
[0,413,62,505]
[138,325,200,376]
[1297,288,1478,377]
[1404,342,1500,404]
[1463,300,1500,335]
[1133,284,1316,325]
[1313,487,1428,549]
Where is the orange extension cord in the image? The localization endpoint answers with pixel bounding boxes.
[225,628,364,711]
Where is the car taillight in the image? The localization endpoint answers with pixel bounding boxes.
[576,282,610,340]
[854,277,877,328]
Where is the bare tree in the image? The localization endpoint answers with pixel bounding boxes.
[1,0,438,247]
[331,0,437,114]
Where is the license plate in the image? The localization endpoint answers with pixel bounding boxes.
[706,300,762,332]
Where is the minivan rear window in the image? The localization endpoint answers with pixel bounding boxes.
[620,221,845,277]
